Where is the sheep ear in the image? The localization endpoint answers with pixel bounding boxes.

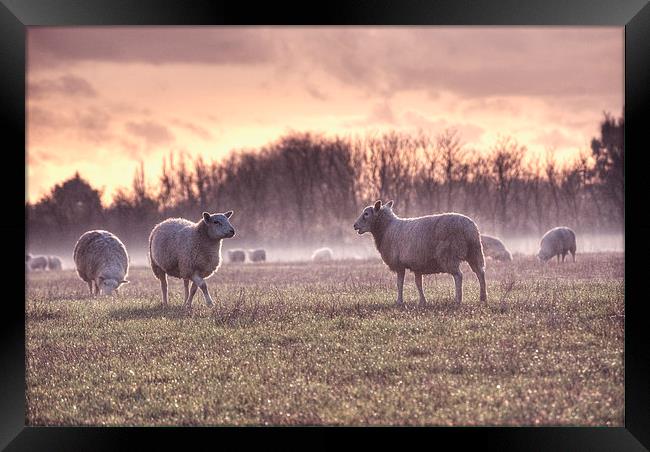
[203,212,211,222]
[224,210,233,219]
[385,200,394,208]
[374,200,382,211]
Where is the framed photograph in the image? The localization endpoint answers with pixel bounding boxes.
[7,0,649,449]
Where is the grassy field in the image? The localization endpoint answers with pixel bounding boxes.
[25,253,624,426]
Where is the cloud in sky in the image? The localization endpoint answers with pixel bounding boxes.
[26,27,623,204]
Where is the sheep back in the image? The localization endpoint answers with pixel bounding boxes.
[73,230,129,282]
[375,212,484,274]
[312,247,333,262]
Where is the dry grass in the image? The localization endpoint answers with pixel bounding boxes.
[25,252,624,426]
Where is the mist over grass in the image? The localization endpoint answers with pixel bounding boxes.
[26,253,623,426]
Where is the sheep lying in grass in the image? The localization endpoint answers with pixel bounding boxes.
[248,248,266,262]
[28,255,48,271]
[73,230,129,296]
[537,227,576,263]
[312,247,333,262]
[149,210,235,308]
[354,200,487,305]
[480,234,512,262]
[47,255,63,271]
[227,249,246,263]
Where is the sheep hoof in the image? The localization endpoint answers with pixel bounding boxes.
[206,301,214,308]
[418,300,427,307]
[395,300,405,307]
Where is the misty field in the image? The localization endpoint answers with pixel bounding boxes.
[26,253,624,426]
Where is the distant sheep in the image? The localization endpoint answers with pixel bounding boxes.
[28,255,48,271]
[480,234,513,262]
[354,200,487,305]
[537,227,576,263]
[26,253,33,272]
[248,248,266,262]
[149,210,235,308]
[227,249,246,263]
[73,230,129,296]
[311,247,333,262]
[47,255,63,271]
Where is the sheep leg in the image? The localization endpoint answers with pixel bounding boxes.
[571,250,576,262]
[452,270,463,304]
[184,282,199,309]
[562,252,567,262]
[87,281,93,296]
[414,272,426,306]
[395,269,405,306]
[159,274,168,306]
[191,274,214,307]
[183,279,190,301]
[476,267,487,303]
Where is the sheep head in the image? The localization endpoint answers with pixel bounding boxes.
[354,200,393,234]
[202,211,236,240]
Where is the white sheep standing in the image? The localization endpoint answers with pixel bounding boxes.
[354,200,487,305]
[480,234,513,262]
[248,248,267,262]
[537,226,576,263]
[311,247,333,262]
[47,255,63,271]
[28,255,48,271]
[149,210,235,308]
[227,249,246,263]
[73,230,129,295]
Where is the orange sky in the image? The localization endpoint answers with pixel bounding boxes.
[26,27,623,204]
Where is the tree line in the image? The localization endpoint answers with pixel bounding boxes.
[26,113,623,253]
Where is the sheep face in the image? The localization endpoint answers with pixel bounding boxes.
[98,277,128,295]
[354,200,393,234]
[202,211,235,240]
[537,249,552,262]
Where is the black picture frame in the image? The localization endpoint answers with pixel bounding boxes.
[6,0,649,449]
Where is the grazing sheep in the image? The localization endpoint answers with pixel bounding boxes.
[73,230,129,296]
[248,248,267,262]
[149,210,235,308]
[28,255,48,271]
[537,226,576,263]
[354,200,487,305]
[47,255,63,271]
[480,234,513,262]
[311,247,333,262]
[227,249,246,263]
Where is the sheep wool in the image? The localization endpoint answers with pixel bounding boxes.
[537,227,576,262]
[73,230,129,296]
[354,200,487,305]
[149,210,235,308]
[480,234,513,262]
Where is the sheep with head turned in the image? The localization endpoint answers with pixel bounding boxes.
[149,210,235,308]
[73,230,129,296]
[537,226,576,263]
[480,234,513,262]
[354,200,487,305]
